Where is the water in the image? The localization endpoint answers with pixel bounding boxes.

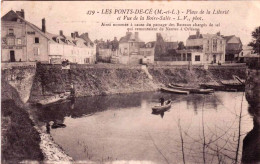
[31,91,253,163]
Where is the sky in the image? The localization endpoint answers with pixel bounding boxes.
[2,1,260,45]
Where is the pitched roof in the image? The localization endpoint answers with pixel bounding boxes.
[79,33,93,44]
[224,35,242,45]
[188,34,203,39]
[188,33,224,40]
[2,10,94,48]
[226,43,242,51]
[1,10,19,21]
[2,10,52,41]
[223,35,235,42]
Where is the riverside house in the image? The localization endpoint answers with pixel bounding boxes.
[95,37,119,63]
[186,30,226,64]
[1,10,49,63]
[1,9,96,64]
[118,32,154,64]
[223,35,243,63]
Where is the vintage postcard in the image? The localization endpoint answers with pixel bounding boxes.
[1,1,260,163]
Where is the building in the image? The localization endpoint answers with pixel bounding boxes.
[1,9,96,64]
[95,37,119,63]
[117,32,155,64]
[238,45,259,66]
[154,33,178,61]
[223,35,242,62]
[48,31,96,64]
[186,30,226,64]
[139,42,155,64]
[1,10,49,63]
[239,45,255,59]
[118,32,146,64]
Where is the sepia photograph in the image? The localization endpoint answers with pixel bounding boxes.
[1,1,260,163]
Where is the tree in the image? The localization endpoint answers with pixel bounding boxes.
[248,26,260,54]
[178,41,185,50]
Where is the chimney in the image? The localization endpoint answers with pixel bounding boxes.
[156,33,161,41]
[42,18,46,33]
[196,30,200,38]
[16,9,25,19]
[21,9,25,19]
[217,31,221,36]
[135,32,139,40]
[59,30,63,36]
[74,31,79,37]
[84,33,89,38]
[71,33,75,39]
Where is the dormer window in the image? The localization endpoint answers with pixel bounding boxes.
[8,29,14,35]
[57,38,60,43]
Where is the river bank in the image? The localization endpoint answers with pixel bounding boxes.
[28,63,247,103]
[1,80,43,163]
[1,63,249,162]
[1,78,73,163]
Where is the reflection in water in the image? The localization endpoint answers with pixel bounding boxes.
[152,110,166,118]
[30,92,254,163]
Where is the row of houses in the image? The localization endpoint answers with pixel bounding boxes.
[96,30,249,65]
[2,9,257,66]
[1,9,96,64]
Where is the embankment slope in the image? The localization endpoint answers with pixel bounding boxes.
[29,64,157,102]
[148,65,246,87]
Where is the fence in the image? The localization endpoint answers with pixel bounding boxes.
[1,62,37,69]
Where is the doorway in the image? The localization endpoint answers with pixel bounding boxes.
[10,50,15,62]
[213,55,216,63]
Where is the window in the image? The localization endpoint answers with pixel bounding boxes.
[8,29,14,35]
[34,47,40,56]
[213,39,217,52]
[7,38,15,46]
[177,54,181,61]
[17,39,22,45]
[35,37,39,43]
[195,55,200,61]
[241,52,243,56]
[131,43,134,46]
[182,54,186,61]
[85,58,90,63]
[187,53,191,61]
[206,40,210,51]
